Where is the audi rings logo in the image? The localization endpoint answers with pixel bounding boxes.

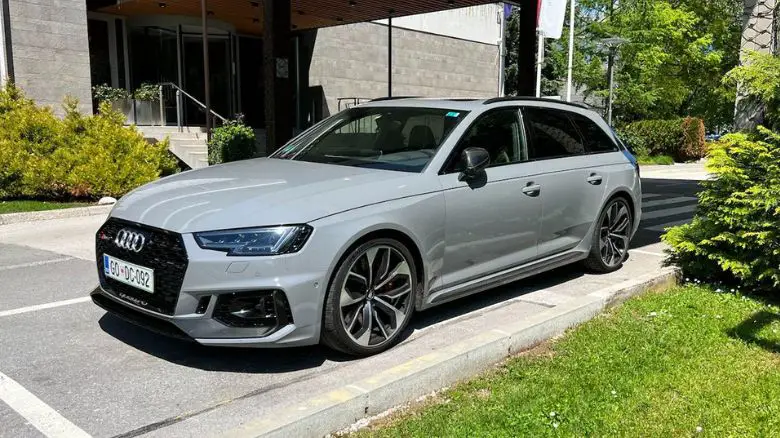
[114,229,147,253]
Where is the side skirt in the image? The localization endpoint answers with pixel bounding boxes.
[422,249,589,309]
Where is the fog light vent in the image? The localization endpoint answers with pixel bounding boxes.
[213,290,293,331]
[196,296,211,314]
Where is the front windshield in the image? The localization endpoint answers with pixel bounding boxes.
[271,106,469,173]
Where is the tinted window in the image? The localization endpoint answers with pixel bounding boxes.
[445,108,525,173]
[523,107,586,160]
[570,113,619,153]
[272,107,468,173]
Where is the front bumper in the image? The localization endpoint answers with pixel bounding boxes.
[94,218,327,348]
[91,288,309,346]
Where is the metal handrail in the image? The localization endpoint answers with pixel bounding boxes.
[160,82,228,130]
[337,97,372,111]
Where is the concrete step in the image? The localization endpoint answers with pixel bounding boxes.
[172,142,208,150]
[166,137,208,170]
[156,134,207,142]
[140,126,208,135]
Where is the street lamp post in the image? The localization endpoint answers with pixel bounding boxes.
[600,37,627,125]
[606,49,616,124]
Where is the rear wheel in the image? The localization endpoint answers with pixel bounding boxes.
[321,238,417,356]
[584,197,633,273]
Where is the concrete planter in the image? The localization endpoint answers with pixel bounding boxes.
[111,99,162,126]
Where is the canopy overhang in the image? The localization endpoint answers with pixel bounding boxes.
[92,0,502,35]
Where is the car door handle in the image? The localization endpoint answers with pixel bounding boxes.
[586,174,603,185]
[522,183,541,197]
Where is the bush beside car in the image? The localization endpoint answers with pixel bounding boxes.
[208,118,256,165]
[0,84,177,201]
[663,127,780,292]
[618,117,706,162]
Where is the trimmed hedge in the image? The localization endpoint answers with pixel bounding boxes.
[0,84,177,200]
[618,117,706,162]
[208,119,256,165]
[663,127,780,291]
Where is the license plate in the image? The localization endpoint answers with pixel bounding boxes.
[103,255,154,294]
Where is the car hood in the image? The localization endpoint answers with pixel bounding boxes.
[110,158,432,233]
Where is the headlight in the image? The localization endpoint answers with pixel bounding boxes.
[193,225,312,256]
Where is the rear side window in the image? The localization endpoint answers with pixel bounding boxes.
[522,107,585,160]
[569,113,619,153]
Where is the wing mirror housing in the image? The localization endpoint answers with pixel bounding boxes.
[458,147,490,181]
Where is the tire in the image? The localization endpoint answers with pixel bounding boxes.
[584,197,633,273]
[321,238,418,356]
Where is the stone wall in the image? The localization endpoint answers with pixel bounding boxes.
[309,21,500,116]
[6,0,92,114]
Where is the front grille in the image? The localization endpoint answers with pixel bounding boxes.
[96,218,188,315]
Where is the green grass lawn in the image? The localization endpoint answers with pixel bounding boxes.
[0,200,91,214]
[358,286,780,437]
[636,154,675,165]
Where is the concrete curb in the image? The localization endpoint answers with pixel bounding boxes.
[0,205,112,226]
[222,268,678,438]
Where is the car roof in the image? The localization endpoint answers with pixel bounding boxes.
[358,96,597,115]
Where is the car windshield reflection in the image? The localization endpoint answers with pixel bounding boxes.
[271,107,469,172]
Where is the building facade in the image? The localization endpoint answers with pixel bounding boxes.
[735,0,778,129]
[0,0,504,138]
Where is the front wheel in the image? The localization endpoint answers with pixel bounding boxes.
[321,238,417,356]
[584,197,633,273]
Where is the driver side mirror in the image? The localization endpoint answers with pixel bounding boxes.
[458,147,490,181]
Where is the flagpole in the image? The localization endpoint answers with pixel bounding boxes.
[535,29,544,98]
[498,4,508,97]
[565,0,575,102]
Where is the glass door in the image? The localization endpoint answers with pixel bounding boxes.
[182,33,233,125]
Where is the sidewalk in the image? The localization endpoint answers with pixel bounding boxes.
[0,214,107,261]
[640,162,709,181]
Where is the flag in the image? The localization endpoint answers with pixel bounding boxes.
[538,0,568,39]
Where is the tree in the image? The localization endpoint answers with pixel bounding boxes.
[505,0,742,129]
[724,50,780,131]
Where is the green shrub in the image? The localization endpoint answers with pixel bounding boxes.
[615,129,650,157]
[636,154,675,165]
[619,119,682,157]
[0,85,69,198]
[619,117,707,162]
[59,101,177,198]
[663,127,780,291]
[92,83,160,104]
[681,117,706,161]
[208,119,256,165]
[0,84,176,200]
[133,82,160,102]
[92,84,130,103]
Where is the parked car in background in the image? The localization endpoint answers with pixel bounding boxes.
[92,97,642,356]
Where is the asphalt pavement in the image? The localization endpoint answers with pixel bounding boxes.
[0,164,704,438]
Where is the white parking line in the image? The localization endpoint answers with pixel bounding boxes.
[645,219,693,232]
[642,197,697,209]
[0,297,91,318]
[0,257,74,272]
[0,371,92,438]
[641,205,697,221]
[632,249,665,257]
[641,193,661,199]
